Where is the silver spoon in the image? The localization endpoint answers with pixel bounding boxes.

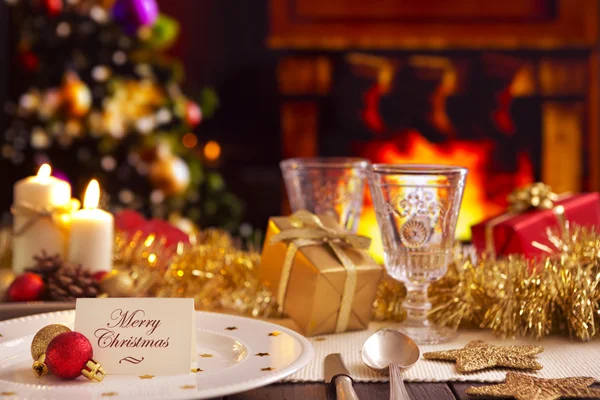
[361,329,420,400]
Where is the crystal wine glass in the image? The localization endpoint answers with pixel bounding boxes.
[368,164,467,344]
[280,157,370,233]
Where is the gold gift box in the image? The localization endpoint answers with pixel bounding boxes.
[258,214,383,336]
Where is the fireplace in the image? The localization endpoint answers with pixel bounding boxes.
[270,0,599,256]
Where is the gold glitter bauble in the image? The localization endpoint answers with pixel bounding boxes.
[423,340,543,373]
[100,270,135,297]
[61,73,92,117]
[0,269,15,301]
[467,372,600,400]
[30,324,71,360]
[148,156,191,196]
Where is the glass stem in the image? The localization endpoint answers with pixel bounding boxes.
[403,283,431,326]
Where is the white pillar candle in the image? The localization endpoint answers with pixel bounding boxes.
[12,164,72,274]
[67,179,114,273]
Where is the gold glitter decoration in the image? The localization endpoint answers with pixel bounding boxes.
[31,324,72,360]
[255,353,270,357]
[375,224,600,341]
[268,331,281,337]
[191,368,203,373]
[101,393,118,397]
[423,341,543,373]
[225,326,238,331]
[1,393,17,396]
[139,374,154,379]
[313,337,327,342]
[198,354,213,358]
[261,367,274,372]
[180,385,196,390]
[466,372,600,400]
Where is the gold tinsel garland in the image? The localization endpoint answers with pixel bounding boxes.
[1,221,599,341]
[423,224,600,341]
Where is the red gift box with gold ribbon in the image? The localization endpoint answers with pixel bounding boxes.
[471,184,600,258]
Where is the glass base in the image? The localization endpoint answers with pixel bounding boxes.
[396,321,457,345]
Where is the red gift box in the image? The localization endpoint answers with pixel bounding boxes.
[471,192,600,257]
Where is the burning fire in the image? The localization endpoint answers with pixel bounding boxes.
[358,131,533,262]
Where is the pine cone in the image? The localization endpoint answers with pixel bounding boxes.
[26,251,63,280]
[46,264,99,301]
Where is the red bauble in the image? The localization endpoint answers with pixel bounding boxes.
[46,332,93,380]
[185,101,202,127]
[92,271,109,282]
[8,273,45,302]
[19,52,39,71]
[43,0,63,17]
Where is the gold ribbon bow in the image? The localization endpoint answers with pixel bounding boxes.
[11,199,81,238]
[270,210,371,333]
[486,183,565,257]
[507,182,558,213]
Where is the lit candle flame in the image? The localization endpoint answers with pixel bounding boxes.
[83,179,100,209]
[37,164,51,180]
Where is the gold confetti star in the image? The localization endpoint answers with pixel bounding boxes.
[255,352,270,357]
[268,331,281,337]
[191,368,203,373]
[313,337,326,341]
[466,372,600,400]
[180,385,196,390]
[101,393,118,397]
[198,353,213,358]
[138,374,155,379]
[423,341,543,373]
[261,367,275,371]
[225,326,238,331]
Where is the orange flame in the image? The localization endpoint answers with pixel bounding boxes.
[358,131,533,262]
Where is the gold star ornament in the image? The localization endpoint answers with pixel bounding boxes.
[268,331,281,337]
[423,340,544,373]
[138,374,155,379]
[198,353,213,358]
[467,372,600,400]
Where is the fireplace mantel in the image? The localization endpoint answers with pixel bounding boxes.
[269,0,598,50]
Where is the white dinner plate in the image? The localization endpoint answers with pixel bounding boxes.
[0,310,314,399]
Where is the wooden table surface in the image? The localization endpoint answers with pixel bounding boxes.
[216,381,600,399]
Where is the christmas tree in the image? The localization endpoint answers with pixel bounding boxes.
[1,0,243,230]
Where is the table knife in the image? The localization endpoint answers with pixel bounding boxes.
[324,353,360,400]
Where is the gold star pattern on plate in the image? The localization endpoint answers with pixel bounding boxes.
[255,352,270,357]
[139,374,155,379]
[180,385,196,390]
[191,368,203,373]
[261,367,275,371]
[466,372,600,400]
[198,353,213,358]
[101,392,118,397]
[422,340,543,373]
[268,331,281,337]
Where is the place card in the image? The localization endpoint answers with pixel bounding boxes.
[75,298,196,375]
